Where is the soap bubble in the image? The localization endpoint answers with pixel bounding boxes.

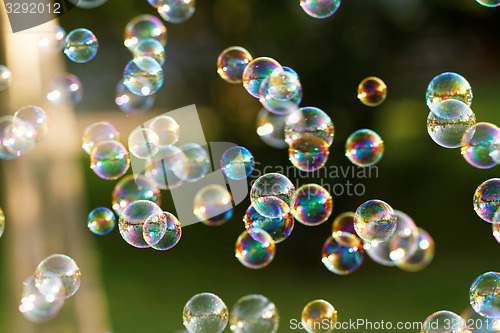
[470,272,500,319]
[13,105,49,142]
[0,116,24,159]
[82,121,119,155]
[461,122,500,169]
[143,211,182,250]
[292,184,332,226]
[322,231,364,275]
[474,178,500,223]
[90,140,130,180]
[147,115,180,146]
[217,46,253,84]
[221,146,254,180]
[235,229,275,269]
[421,310,466,333]
[64,28,98,63]
[242,57,282,98]
[285,107,334,146]
[267,67,301,102]
[38,25,66,53]
[260,67,302,115]
[87,207,116,235]
[354,199,396,243]
[193,184,233,226]
[158,0,196,24]
[289,136,330,172]
[35,254,81,300]
[133,38,165,66]
[128,128,159,159]
[300,0,341,19]
[332,212,356,235]
[112,175,161,216]
[174,143,210,182]
[395,227,434,272]
[115,81,155,115]
[69,0,107,8]
[2,117,36,157]
[426,72,472,113]
[46,73,83,106]
[183,292,228,333]
[0,65,12,91]
[19,275,64,323]
[476,0,500,6]
[124,14,167,51]
[493,223,500,244]
[301,299,337,333]
[0,208,4,238]
[118,200,163,248]
[123,56,164,96]
[244,204,294,244]
[250,173,296,218]
[256,108,289,149]
[345,129,384,167]
[357,76,387,107]
[461,306,499,333]
[144,146,187,190]
[229,294,279,333]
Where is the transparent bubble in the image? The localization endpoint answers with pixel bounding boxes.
[64,28,98,63]
[0,116,23,160]
[143,211,182,250]
[39,25,66,53]
[174,143,210,182]
[123,56,164,96]
[289,136,329,172]
[82,121,119,155]
[118,200,163,248]
[427,100,476,149]
[128,128,159,159]
[158,0,196,24]
[244,204,294,244]
[144,146,187,190]
[461,306,499,333]
[242,57,282,99]
[285,107,334,146]
[421,310,466,333]
[69,0,107,8]
[183,292,228,333]
[112,175,161,216]
[395,227,434,272]
[87,207,116,235]
[193,184,233,226]
[35,254,81,300]
[426,72,472,113]
[0,207,4,238]
[46,73,83,106]
[229,294,279,333]
[0,65,12,91]
[260,68,302,115]
[124,14,167,51]
[217,46,253,84]
[357,76,387,107]
[474,178,500,223]
[221,146,254,180]
[300,0,341,19]
[476,0,500,6]
[115,81,155,115]
[236,229,275,269]
[354,199,396,243]
[250,173,296,218]
[13,105,49,142]
[147,115,179,146]
[90,140,130,180]
[322,231,364,275]
[133,38,165,66]
[267,67,301,102]
[470,272,500,319]
[331,211,356,235]
[292,184,332,226]
[461,123,500,169]
[256,108,289,149]
[345,129,384,167]
[301,299,337,333]
[19,275,64,323]
[2,117,36,157]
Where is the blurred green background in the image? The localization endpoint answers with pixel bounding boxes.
[2,0,500,332]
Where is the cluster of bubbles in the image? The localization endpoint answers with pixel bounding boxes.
[19,254,81,322]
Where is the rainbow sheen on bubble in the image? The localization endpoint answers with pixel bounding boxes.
[354,199,396,243]
[0,65,12,91]
[0,116,25,160]
[301,299,337,333]
[256,108,289,149]
[235,229,275,269]
[35,254,81,300]
[19,275,64,323]
[244,204,294,244]
[395,227,434,272]
[474,178,500,223]
[128,128,159,159]
[289,136,329,172]
[112,175,161,216]
[461,122,500,169]
[470,272,500,319]
[2,117,36,157]
[123,56,163,96]
[157,0,196,24]
[124,14,167,51]
[426,72,473,112]
[421,311,466,333]
[174,143,210,182]
[332,212,356,235]
[70,0,107,8]
[300,0,341,19]
[46,73,83,106]
[183,292,228,333]
[133,38,165,66]
[357,76,387,107]
[0,207,4,238]
[144,146,187,190]
[118,200,163,248]
[267,67,301,102]
[193,184,233,226]
[285,107,334,146]
[221,146,254,180]
[39,25,66,53]
[250,173,296,218]
[217,46,253,84]
[345,129,384,167]
[64,28,98,63]
[82,121,119,155]
[476,0,500,6]
[242,57,282,98]
[322,231,364,275]
[493,223,500,244]
[460,306,499,333]
[292,184,332,226]
[229,294,279,333]
[143,211,182,250]
[90,140,130,180]
[87,207,116,235]
[115,81,155,116]
[259,67,302,116]
[147,115,180,146]
[13,106,49,142]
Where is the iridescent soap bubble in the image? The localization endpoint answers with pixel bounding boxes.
[235,229,275,269]
[87,207,116,235]
[46,73,83,106]
[128,128,159,159]
[115,81,155,115]
[354,199,396,243]
[123,56,164,96]
[0,116,22,160]
[473,178,500,223]
[426,72,472,113]
[292,184,332,226]
[183,292,228,333]
[39,25,66,53]
[470,272,500,319]
[118,200,163,248]
[112,175,161,216]
[322,231,364,275]
[427,100,476,149]
[147,115,179,146]
[82,121,119,154]
[476,0,500,7]
[124,14,167,51]
[461,306,499,333]
[144,146,187,190]
[285,107,334,146]
[461,122,500,169]
[158,0,196,24]
[331,212,356,235]
[143,211,181,250]
[221,146,254,180]
[229,294,279,333]
[289,136,329,172]
[13,106,49,142]
[0,207,4,238]
[301,299,337,333]
[242,57,282,98]
[19,275,64,323]
[90,140,130,180]
[421,310,466,333]
[133,39,165,66]
[2,117,36,157]
[256,108,289,149]
[217,46,253,84]
[64,28,98,63]
[260,67,302,115]
[395,227,434,272]
[244,204,294,244]
[267,67,301,102]
[345,129,384,167]
[250,173,296,218]
[357,76,387,107]
[35,254,81,300]
[147,0,163,8]
[193,184,233,226]
[0,65,12,91]
[300,0,341,19]
[173,143,210,182]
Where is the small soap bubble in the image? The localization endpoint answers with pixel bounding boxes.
[267,67,301,102]
[2,117,36,157]
[112,175,161,216]
[354,199,396,243]
[244,204,294,244]
[0,207,4,238]
[474,178,500,223]
[345,129,384,167]
[147,115,179,146]
[476,0,500,6]
[19,275,64,323]
[461,122,500,169]
[193,184,233,226]
[35,254,81,300]
[395,227,434,272]
[64,28,98,63]
[221,146,254,180]
[13,106,49,142]
[90,140,130,180]
[128,128,159,159]
[250,173,296,218]
[300,0,341,19]
[115,81,155,115]
[256,108,289,149]
[82,121,119,155]
[118,200,163,248]
[235,229,275,269]
[144,146,186,190]
[292,184,332,226]
[87,207,116,235]
[229,294,279,333]
[158,0,196,24]
[289,136,330,172]
[301,299,337,333]
[123,56,164,96]
[217,46,253,84]
[260,68,302,115]
[285,107,334,146]
[470,272,500,319]
[143,211,182,250]
[322,231,364,275]
[357,76,387,107]
[0,65,12,91]
[0,116,23,160]
[332,212,356,235]
[46,73,83,106]
[183,292,228,333]
[421,311,466,333]
[242,57,282,99]
[426,72,472,113]
[124,14,167,51]
[39,25,66,53]
[133,39,165,66]
[173,143,210,182]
